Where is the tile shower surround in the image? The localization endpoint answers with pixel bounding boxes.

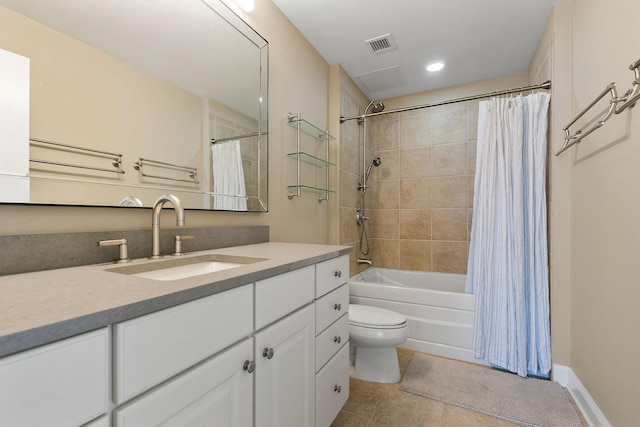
[340,99,479,274]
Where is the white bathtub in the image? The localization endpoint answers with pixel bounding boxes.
[348,268,477,363]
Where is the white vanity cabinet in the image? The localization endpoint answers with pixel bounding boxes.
[114,338,254,427]
[254,266,316,427]
[113,284,254,404]
[314,255,350,427]
[254,304,315,427]
[0,328,109,427]
[0,249,351,427]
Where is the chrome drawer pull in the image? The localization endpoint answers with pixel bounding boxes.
[334,270,342,278]
[334,303,342,311]
[334,336,341,344]
[334,385,342,393]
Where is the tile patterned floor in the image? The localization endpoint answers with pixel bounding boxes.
[331,348,585,427]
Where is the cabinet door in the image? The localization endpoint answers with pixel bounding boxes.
[115,338,253,427]
[0,328,108,427]
[254,304,315,427]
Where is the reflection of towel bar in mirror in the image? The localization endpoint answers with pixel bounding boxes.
[133,158,199,184]
[29,137,124,174]
[211,132,264,144]
[556,57,640,156]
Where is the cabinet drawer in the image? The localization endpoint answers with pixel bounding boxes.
[315,283,349,334]
[0,328,108,427]
[115,338,253,427]
[315,313,348,372]
[315,255,349,298]
[114,284,253,403]
[255,265,314,330]
[315,345,349,427]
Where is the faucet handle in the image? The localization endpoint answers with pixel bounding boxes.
[98,239,131,264]
[173,235,195,256]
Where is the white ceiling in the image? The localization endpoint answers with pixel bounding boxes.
[271,0,562,101]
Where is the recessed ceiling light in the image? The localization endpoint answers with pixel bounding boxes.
[426,62,445,72]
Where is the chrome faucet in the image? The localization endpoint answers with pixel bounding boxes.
[150,194,185,259]
[357,258,373,266]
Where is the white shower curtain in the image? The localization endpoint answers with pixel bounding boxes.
[211,140,247,211]
[466,92,551,378]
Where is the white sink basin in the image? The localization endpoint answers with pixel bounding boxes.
[107,254,267,281]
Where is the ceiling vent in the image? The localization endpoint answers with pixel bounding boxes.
[365,34,397,55]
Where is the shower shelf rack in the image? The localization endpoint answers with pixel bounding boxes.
[286,113,335,202]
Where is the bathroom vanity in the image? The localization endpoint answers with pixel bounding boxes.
[0,243,350,427]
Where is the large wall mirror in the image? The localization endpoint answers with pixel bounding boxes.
[0,0,268,211]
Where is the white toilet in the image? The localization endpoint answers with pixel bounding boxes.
[348,304,409,383]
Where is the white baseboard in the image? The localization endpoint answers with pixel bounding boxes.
[553,364,612,427]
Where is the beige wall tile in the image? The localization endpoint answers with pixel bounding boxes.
[431,142,467,176]
[399,209,431,240]
[432,107,467,145]
[431,176,467,208]
[371,239,399,269]
[432,209,467,241]
[399,113,431,148]
[341,170,358,209]
[400,178,431,209]
[432,241,468,274]
[340,137,358,179]
[376,149,398,180]
[340,207,359,244]
[373,179,400,209]
[370,117,398,151]
[467,100,480,141]
[371,209,399,239]
[400,147,431,178]
[400,240,432,271]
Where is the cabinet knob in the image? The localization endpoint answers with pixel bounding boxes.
[334,303,342,311]
[334,385,342,393]
[334,336,341,344]
[334,270,342,278]
[262,347,275,359]
[243,360,256,373]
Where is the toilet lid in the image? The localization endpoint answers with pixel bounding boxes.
[349,304,407,328]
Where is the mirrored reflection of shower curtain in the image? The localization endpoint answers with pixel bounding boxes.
[211,140,247,211]
[466,92,551,378]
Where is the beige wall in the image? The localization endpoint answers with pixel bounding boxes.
[563,0,640,425]
[0,0,333,245]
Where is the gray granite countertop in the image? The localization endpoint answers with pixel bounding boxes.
[0,242,351,358]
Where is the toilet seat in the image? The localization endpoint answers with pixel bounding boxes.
[349,304,407,329]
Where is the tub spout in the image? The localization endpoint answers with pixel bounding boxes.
[357,258,373,266]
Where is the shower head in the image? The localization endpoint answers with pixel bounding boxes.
[364,156,382,183]
[365,101,385,114]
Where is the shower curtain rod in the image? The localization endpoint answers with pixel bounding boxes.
[339,80,551,123]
